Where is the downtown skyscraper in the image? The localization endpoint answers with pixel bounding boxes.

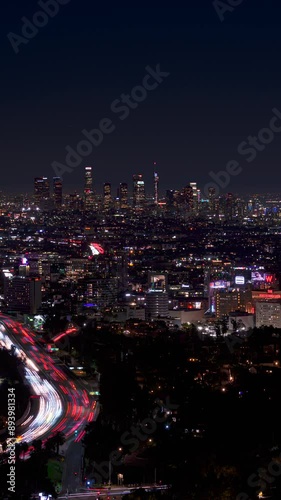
[84,166,94,210]
[34,177,49,203]
[133,174,145,209]
[53,177,62,208]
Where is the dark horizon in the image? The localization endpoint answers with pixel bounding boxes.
[2,1,281,194]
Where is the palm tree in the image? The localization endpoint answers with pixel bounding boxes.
[53,431,65,455]
[32,439,42,453]
[44,435,56,454]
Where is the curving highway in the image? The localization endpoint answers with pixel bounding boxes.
[0,315,169,496]
[0,314,96,446]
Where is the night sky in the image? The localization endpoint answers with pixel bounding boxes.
[2,0,281,195]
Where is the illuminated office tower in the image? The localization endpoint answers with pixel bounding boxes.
[68,192,80,210]
[145,291,169,319]
[116,250,128,293]
[84,166,93,192]
[153,167,159,205]
[34,177,50,204]
[84,166,94,210]
[183,185,193,213]
[133,174,145,208]
[190,182,198,214]
[119,182,128,209]
[214,197,220,216]
[53,177,62,208]
[225,192,234,220]
[256,301,281,328]
[103,182,112,210]
[236,198,246,219]
[145,272,169,320]
[215,288,252,318]
[208,186,216,215]
[4,276,42,314]
[166,190,176,207]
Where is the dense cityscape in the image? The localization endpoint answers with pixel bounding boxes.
[3,1,281,499]
[0,168,281,498]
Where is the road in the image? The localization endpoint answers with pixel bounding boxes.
[0,315,168,497]
[0,314,97,491]
[58,485,170,498]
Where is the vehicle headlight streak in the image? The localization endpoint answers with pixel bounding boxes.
[0,323,63,444]
[19,367,63,442]
[0,316,96,449]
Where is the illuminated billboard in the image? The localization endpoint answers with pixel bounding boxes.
[251,272,275,283]
[89,243,105,256]
[210,281,230,289]
[235,276,245,285]
[149,273,167,292]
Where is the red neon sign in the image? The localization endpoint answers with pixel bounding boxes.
[265,274,274,283]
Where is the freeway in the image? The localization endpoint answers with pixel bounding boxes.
[0,314,97,491]
[58,485,170,498]
[0,315,169,496]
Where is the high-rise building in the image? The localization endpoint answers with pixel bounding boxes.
[183,185,193,213]
[256,301,281,328]
[145,271,169,319]
[133,174,145,208]
[225,193,234,220]
[68,192,81,210]
[116,250,128,293]
[34,177,50,204]
[145,291,169,319]
[53,177,62,208]
[190,182,198,215]
[154,168,159,205]
[4,276,42,314]
[215,288,252,318]
[84,166,93,192]
[119,183,128,209]
[208,186,216,215]
[103,182,112,210]
[84,166,94,210]
[166,190,176,207]
[197,188,201,206]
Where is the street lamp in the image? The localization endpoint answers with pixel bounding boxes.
[117,473,124,485]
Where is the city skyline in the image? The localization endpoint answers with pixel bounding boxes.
[2,3,281,194]
[3,169,281,198]
[3,2,281,499]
